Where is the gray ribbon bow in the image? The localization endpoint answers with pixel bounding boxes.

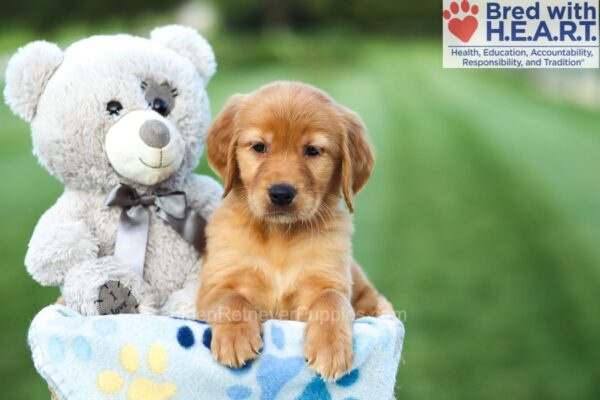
[105,184,207,276]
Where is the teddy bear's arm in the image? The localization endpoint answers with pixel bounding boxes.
[183,174,223,220]
[159,263,201,319]
[25,194,99,287]
[62,256,158,315]
[153,174,221,318]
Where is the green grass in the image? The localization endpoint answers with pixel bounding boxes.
[1,36,600,399]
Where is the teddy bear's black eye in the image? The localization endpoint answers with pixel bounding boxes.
[152,98,169,117]
[106,101,123,116]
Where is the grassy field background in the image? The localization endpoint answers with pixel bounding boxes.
[1,35,600,399]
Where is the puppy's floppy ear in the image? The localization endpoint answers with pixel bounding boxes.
[4,41,64,122]
[207,94,245,197]
[339,106,374,213]
[150,25,216,84]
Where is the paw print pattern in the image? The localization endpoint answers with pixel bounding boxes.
[97,343,177,400]
[443,0,479,43]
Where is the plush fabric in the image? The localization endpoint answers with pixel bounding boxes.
[30,305,404,400]
[3,26,222,317]
[3,41,63,122]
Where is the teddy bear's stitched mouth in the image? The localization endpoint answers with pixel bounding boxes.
[138,156,174,170]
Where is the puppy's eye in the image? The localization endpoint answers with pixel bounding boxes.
[106,101,123,116]
[152,98,169,117]
[252,143,267,154]
[305,146,320,157]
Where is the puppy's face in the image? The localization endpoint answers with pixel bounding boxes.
[236,123,338,223]
[207,82,374,224]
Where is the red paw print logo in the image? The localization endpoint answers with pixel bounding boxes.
[443,0,479,43]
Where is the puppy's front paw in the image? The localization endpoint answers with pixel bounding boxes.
[211,322,263,368]
[304,321,353,381]
[375,295,395,316]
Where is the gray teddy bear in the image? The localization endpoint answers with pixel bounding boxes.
[4,25,222,318]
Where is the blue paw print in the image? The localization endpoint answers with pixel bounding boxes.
[72,335,92,362]
[176,325,214,354]
[255,325,304,399]
[202,327,212,349]
[296,368,359,399]
[298,376,331,400]
[45,334,93,364]
[177,325,195,349]
[227,385,252,400]
[336,369,359,387]
[271,325,285,350]
[221,323,304,400]
[257,355,304,400]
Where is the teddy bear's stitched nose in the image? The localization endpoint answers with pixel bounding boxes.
[139,120,171,148]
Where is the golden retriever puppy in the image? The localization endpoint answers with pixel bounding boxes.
[196,81,391,380]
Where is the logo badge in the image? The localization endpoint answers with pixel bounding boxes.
[443,0,599,68]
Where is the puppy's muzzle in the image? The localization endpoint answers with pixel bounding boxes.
[268,184,296,206]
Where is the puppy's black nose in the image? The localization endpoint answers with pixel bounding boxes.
[269,184,296,206]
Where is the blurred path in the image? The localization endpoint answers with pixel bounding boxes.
[343,44,600,399]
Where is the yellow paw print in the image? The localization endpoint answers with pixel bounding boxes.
[97,343,177,400]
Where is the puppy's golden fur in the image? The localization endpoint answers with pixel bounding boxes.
[196,81,391,380]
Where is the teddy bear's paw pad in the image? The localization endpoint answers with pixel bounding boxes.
[96,280,139,315]
[97,343,177,400]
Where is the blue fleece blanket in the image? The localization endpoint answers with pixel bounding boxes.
[29,305,404,400]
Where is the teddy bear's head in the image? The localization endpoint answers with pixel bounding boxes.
[4,25,216,191]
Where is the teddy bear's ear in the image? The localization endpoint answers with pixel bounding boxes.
[150,25,216,84]
[4,41,64,122]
